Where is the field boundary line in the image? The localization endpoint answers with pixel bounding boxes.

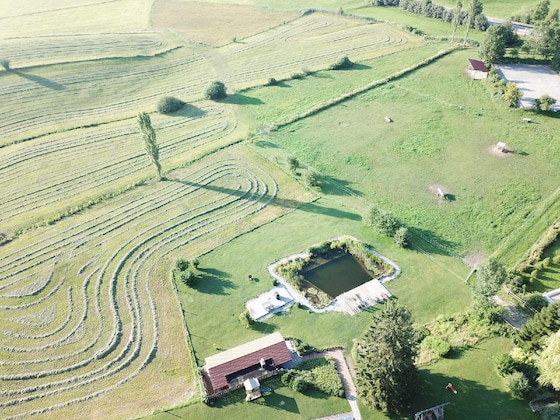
[270,46,458,131]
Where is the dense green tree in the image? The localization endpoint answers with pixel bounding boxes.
[537,333,560,390]
[516,304,560,352]
[0,58,10,71]
[393,226,410,248]
[365,205,402,237]
[137,112,162,180]
[504,82,523,107]
[204,80,227,100]
[533,0,551,23]
[479,23,514,63]
[156,96,185,114]
[475,257,507,297]
[355,301,419,413]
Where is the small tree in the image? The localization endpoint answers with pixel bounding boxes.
[180,269,196,287]
[503,371,530,398]
[329,55,354,70]
[287,157,300,173]
[204,81,227,100]
[504,83,523,107]
[304,169,320,187]
[393,226,410,248]
[239,310,254,329]
[0,59,10,71]
[475,257,507,297]
[157,96,185,114]
[137,112,163,180]
[534,94,557,111]
[176,258,189,271]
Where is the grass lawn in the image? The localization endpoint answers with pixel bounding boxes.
[148,376,349,420]
[356,338,536,420]
[430,0,560,20]
[180,194,471,365]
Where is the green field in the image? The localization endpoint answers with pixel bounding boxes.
[0,0,557,419]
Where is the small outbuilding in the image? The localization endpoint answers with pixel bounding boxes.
[467,58,489,80]
[244,377,262,401]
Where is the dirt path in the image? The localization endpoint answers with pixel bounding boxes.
[303,349,361,420]
[492,295,531,330]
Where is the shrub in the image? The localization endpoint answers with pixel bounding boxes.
[494,353,519,377]
[291,376,309,393]
[180,269,196,286]
[290,337,316,355]
[267,77,278,86]
[156,96,185,114]
[239,310,254,329]
[191,258,200,269]
[272,279,279,287]
[176,258,189,271]
[303,169,320,187]
[422,336,451,357]
[0,58,10,71]
[534,94,557,112]
[541,403,560,420]
[524,293,548,312]
[394,226,410,248]
[287,157,299,173]
[503,371,529,398]
[329,55,354,70]
[204,81,227,100]
[291,72,305,80]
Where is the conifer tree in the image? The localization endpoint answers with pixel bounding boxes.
[355,301,418,413]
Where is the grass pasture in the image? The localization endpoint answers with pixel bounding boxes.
[242,49,560,258]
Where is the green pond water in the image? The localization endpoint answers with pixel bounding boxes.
[303,253,373,298]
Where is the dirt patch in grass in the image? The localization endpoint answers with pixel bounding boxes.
[151,0,298,46]
[487,143,514,158]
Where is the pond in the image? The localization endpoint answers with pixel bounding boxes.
[302,252,373,298]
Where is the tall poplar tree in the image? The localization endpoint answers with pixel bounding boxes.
[451,0,463,44]
[355,301,419,413]
[137,112,162,180]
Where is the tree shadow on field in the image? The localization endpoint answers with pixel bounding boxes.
[408,227,459,257]
[351,63,372,70]
[224,93,264,105]
[172,178,361,221]
[320,175,364,198]
[411,370,532,419]
[170,104,207,118]
[195,267,237,295]
[13,70,65,90]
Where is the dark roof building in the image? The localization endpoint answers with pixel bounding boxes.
[467,59,489,79]
[203,332,292,393]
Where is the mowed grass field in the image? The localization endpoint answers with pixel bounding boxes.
[0,1,556,419]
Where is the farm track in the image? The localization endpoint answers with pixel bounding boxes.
[0,156,281,418]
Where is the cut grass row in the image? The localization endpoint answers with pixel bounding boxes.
[0,104,237,235]
[0,144,310,419]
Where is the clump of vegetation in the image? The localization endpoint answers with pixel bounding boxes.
[290,337,316,355]
[282,357,344,397]
[238,310,254,329]
[329,55,353,70]
[303,169,320,187]
[156,96,185,114]
[364,205,410,247]
[421,335,451,357]
[287,157,299,174]
[204,81,227,100]
[290,72,305,80]
[516,303,560,352]
[534,94,557,112]
[0,58,10,71]
[173,258,199,287]
[266,77,278,86]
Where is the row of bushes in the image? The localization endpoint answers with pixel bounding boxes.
[364,205,410,248]
[372,0,487,31]
[173,258,200,287]
[281,357,345,397]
